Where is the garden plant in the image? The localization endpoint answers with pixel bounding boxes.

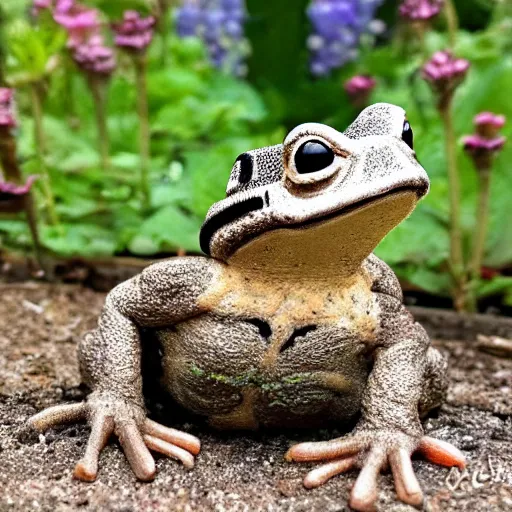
[0,0,511,314]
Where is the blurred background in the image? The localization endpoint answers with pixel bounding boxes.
[0,0,511,314]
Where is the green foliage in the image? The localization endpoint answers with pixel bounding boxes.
[368,27,512,302]
[0,0,510,309]
[6,19,66,85]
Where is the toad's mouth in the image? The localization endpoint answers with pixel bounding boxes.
[200,184,427,257]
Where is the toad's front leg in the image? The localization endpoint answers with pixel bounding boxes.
[286,303,465,512]
[28,258,218,481]
[30,388,200,481]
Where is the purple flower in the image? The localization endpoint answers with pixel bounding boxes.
[73,35,116,77]
[112,11,156,52]
[308,1,356,40]
[176,4,202,37]
[422,50,470,108]
[176,0,248,75]
[306,0,384,76]
[0,88,17,129]
[399,0,444,21]
[463,112,506,170]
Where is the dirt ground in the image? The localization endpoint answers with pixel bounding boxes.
[0,282,511,512]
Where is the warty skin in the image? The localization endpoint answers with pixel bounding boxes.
[29,103,466,512]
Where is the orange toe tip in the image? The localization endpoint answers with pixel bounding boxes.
[284,449,295,462]
[418,437,467,469]
[73,463,97,483]
[189,442,201,456]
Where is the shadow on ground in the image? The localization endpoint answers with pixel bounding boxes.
[1,283,511,511]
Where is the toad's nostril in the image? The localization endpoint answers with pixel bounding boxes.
[236,153,253,184]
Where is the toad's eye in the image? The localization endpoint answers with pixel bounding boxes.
[295,140,335,174]
[236,153,253,184]
[402,120,414,150]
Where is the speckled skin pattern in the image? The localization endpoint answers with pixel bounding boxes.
[29,104,466,511]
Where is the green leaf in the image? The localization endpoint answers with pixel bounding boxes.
[397,264,453,296]
[133,205,203,253]
[128,234,160,256]
[475,276,512,299]
[375,207,449,267]
[56,198,100,219]
[42,224,117,257]
[147,68,206,107]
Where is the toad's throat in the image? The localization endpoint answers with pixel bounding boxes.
[227,189,418,278]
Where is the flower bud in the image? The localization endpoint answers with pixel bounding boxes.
[344,75,376,107]
[73,35,116,77]
[0,176,37,213]
[422,50,470,109]
[463,112,506,172]
[399,0,444,21]
[112,11,156,53]
[0,88,17,129]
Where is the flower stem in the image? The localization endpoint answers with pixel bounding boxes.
[30,83,59,226]
[64,57,79,131]
[444,0,459,49]
[158,0,172,66]
[88,76,111,171]
[0,129,45,271]
[413,21,429,61]
[134,55,151,212]
[439,103,466,311]
[467,168,492,311]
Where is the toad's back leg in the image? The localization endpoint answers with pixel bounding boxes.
[419,346,448,417]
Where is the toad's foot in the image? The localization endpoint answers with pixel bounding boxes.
[285,431,465,512]
[28,393,200,482]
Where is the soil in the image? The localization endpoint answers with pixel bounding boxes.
[0,282,511,512]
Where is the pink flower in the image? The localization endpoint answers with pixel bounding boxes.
[55,0,74,13]
[344,75,376,107]
[54,3,101,49]
[32,0,53,15]
[463,135,506,152]
[0,176,37,200]
[399,0,444,21]
[0,88,17,129]
[474,112,506,138]
[73,35,116,76]
[0,176,38,213]
[422,50,470,82]
[422,50,470,108]
[463,112,506,171]
[344,75,376,96]
[112,11,156,52]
